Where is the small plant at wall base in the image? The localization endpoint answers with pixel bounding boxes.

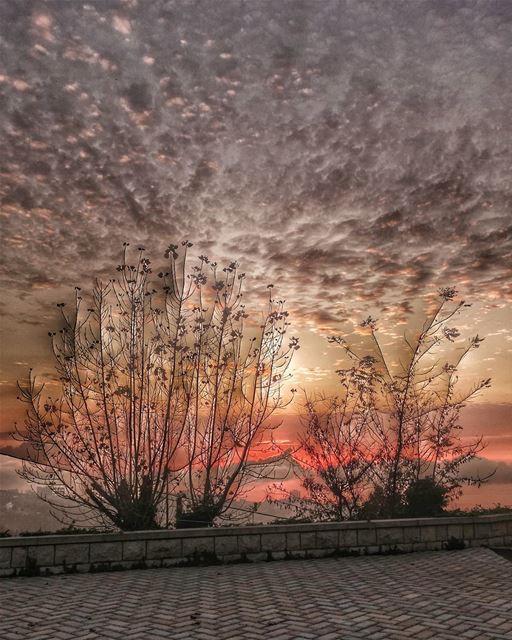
[13,242,298,531]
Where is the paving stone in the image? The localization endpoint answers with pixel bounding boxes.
[0,548,511,639]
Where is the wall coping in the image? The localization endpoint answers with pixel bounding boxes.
[1,513,511,547]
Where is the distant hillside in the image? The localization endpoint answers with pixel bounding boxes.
[0,489,61,535]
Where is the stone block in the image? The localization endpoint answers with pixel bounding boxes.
[214,536,238,556]
[286,532,301,550]
[377,528,403,545]
[46,566,64,575]
[300,531,316,549]
[146,559,162,569]
[435,525,448,541]
[122,540,145,561]
[402,527,421,544]
[261,533,286,552]
[306,548,328,558]
[182,537,214,557]
[55,543,89,566]
[0,568,15,578]
[490,522,508,537]
[447,524,463,540]
[338,529,358,548]
[113,561,134,570]
[420,526,437,543]
[0,547,11,569]
[425,541,442,550]
[463,523,475,539]
[475,524,491,540]
[162,557,185,567]
[28,545,55,567]
[245,552,268,562]
[219,554,240,563]
[357,528,377,546]
[365,545,380,555]
[147,539,182,560]
[316,530,338,549]
[11,547,27,568]
[90,542,122,563]
[238,535,261,553]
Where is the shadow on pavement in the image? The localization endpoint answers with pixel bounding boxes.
[491,547,512,562]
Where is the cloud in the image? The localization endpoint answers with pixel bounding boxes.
[0,0,510,317]
[0,455,25,491]
[0,0,510,430]
[461,457,512,485]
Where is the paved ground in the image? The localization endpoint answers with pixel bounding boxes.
[1,548,511,640]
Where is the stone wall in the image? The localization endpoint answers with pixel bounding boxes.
[1,514,511,577]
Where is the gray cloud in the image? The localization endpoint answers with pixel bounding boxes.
[0,0,511,324]
[461,457,512,485]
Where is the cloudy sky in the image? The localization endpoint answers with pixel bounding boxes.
[0,0,511,473]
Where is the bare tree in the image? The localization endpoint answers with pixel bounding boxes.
[15,245,183,529]
[272,288,491,523]
[328,287,490,518]
[14,242,299,530]
[171,263,299,527]
[270,364,383,522]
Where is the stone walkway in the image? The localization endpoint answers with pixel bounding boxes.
[1,548,511,640]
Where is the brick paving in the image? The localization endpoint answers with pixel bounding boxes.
[1,548,511,640]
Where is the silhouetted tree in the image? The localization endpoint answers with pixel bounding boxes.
[270,365,383,521]
[403,478,449,517]
[172,264,299,527]
[14,242,298,530]
[274,288,490,521]
[329,287,490,518]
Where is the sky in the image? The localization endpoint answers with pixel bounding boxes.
[0,0,511,491]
